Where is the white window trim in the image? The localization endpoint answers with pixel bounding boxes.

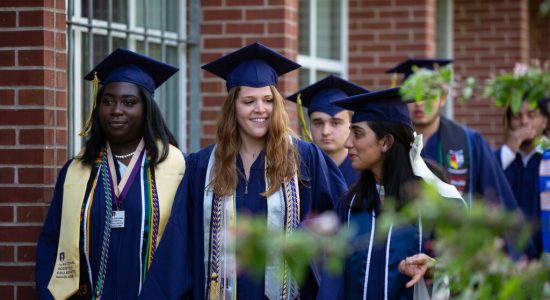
[298,0,348,81]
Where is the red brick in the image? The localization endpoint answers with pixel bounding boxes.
[0,225,41,243]
[55,32,65,49]
[0,0,52,6]
[0,89,15,105]
[19,10,54,27]
[56,0,65,9]
[18,168,55,185]
[55,90,67,107]
[17,245,37,262]
[203,9,243,21]
[56,129,67,145]
[0,129,16,145]
[0,168,15,184]
[0,265,35,282]
[0,30,53,47]
[203,37,244,49]
[55,12,65,29]
[0,11,16,27]
[226,0,264,5]
[0,109,55,126]
[55,52,66,69]
[244,8,286,20]
[19,89,56,106]
[0,149,56,165]
[0,206,14,222]
[202,23,224,35]
[0,69,56,87]
[0,187,50,203]
[17,285,37,300]
[0,286,14,300]
[0,50,15,66]
[19,49,55,67]
[56,71,67,89]
[56,110,67,127]
[226,23,265,34]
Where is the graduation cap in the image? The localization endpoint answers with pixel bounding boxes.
[84,48,178,95]
[80,48,178,136]
[386,58,453,83]
[331,87,413,128]
[201,42,301,91]
[287,75,369,116]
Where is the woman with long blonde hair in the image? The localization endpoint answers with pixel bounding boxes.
[139,43,347,300]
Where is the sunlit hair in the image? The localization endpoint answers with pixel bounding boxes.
[211,85,299,196]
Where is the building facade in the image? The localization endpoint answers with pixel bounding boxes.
[0,0,548,298]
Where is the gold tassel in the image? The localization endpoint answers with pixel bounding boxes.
[79,71,100,137]
[210,273,219,300]
[296,93,313,142]
[390,73,398,88]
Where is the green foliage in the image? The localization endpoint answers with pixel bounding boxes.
[235,212,352,285]
[378,182,549,299]
[399,66,476,113]
[483,63,550,114]
[541,0,550,18]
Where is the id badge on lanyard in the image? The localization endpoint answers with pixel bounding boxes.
[111,210,125,228]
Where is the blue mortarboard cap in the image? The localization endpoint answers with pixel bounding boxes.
[331,87,413,128]
[386,58,453,81]
[84,48,178,95]
[201,42,301,91]
[287,75,369,116]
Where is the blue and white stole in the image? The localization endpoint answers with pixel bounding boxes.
[539,149,550,267]
[203,145,301,300]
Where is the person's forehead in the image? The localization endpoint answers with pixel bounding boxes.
[237,86,273,98]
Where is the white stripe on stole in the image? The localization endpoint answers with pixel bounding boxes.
[83,166,102,291]
[138,154,146,293]
[362,212,376,300]
[418,213,422,253]
[384,225,393,300]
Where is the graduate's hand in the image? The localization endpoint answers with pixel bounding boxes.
[506,126,536,152]
[398,253,435,288]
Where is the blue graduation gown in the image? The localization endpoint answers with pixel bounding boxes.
[494,148,542,258]
[338,156,359,188]
[140,140,347,300]
[423,121,518,210]
[36,158,177,299]
[317,201,421,300]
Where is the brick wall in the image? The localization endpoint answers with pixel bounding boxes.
[530,0,550,64]
[200,0,299,147]
[348,0,437,91]
[0,0,67,299]
[454,0,529,147]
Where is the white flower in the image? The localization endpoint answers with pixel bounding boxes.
[513,63,528,77]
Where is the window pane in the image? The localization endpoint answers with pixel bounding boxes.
[316,0,341,60]
[298,0,310,55]
[299,68,310,87]
[136,0,162,30]
[81,0,127,23]
[167,1,180,32]
[316,70,333,81]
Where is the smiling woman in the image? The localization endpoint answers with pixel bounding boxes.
[139,42,347,300]
[35,49,186,300]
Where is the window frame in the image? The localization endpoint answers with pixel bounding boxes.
[66,0,188,156]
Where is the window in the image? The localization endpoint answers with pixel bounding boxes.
[298,0,348,88]
[66,0,187,156]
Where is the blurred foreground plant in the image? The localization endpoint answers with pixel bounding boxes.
[399,65,476,114]
[379,182,549,299]
[483,62,550,114]
[235,211,352,285]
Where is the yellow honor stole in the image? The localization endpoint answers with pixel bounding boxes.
[47,142,185,299]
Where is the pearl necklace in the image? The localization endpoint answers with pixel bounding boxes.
[113,152,134,159]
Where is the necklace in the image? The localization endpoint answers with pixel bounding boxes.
[113,152,134,159]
